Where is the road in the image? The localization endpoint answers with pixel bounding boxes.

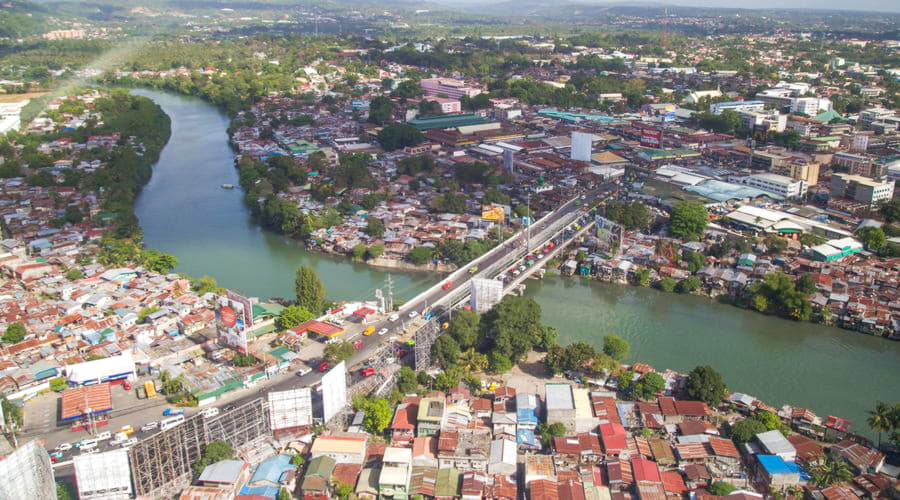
[43,181,620,463]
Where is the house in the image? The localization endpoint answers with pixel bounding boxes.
[391,402,418,444]
[525,454,556,485]
[417,397,445,436]
[310,434,368,464]
[197,460,250,497]
[599,423,627,457]
[241,455,296,498]
[355,468,380,500]
[832,439,885,474]
[460,471,486,500]
[434,467,461,500]
[546,383,577,433]
[529,479,559,500]
[756,455,801,490]
[411,436,438,467]
[488,438,517,476]
[755,430,796,462]
[301,455,336,500]
[380,446,413,499]
[437,428,491,471]
[516,393,540,430]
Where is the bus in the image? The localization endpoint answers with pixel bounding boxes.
[160,415,185,431]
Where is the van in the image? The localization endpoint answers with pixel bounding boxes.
[96,431,112,441]
[160,415,185,431]
[78,439,98,451]
[201,407,220,418]
[111,432,128,444]
[388,313,399,322]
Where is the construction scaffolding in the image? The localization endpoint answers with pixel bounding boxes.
[414,319,440,371]
[0,440,56,500]
[128,398,270,498]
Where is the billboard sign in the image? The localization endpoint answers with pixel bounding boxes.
[321,361,348,423]
[217,290,253,354]
[481,205,505,223]
[268,388,312,431]
[640,129,662,148]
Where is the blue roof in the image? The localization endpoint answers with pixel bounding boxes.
[238,485,280,498]
[758,455,801,476]
[516,428,537,446]
[517,408,538,423]
[249,454,293,486]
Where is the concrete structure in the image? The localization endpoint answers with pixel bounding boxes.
[422,96,462,114]
[380,446,412,499]
[420,78,482,99]
[832,152,876,178]
[830,173,894,205]
[417,397,445,436]
[470,278,503,314]
[545,383,577,433]
[757,455,801,489]
[756,430,797,461]
[488,438,517,476]
[809,238,863,263]
[571,132,593,162]
[310,434,368,464]
[740,110,787,133]
[743,173,807,199]
[711,100,765,115]
[790,97,832,116]
[66,351,135,385]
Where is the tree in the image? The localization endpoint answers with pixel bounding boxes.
[683,251,705,273]
[657,277,676,293]
[434,366,463,391]
[332,481,353,500]
[669,201,708,241]
[447,309,480,349]
[458,348,488,373]
[362,398,392,434]
[809,455,853,488]
[2,323,25,344]
[278,487,293,500]
[676,276,701,294]
[857,226,886,251]
[396,366,418,394]
[867,401,893,448]
[294,266,326,313]
[487,351,513,373]
[633,372,665,400]
[880,199,900,223]
[365,218,385,238]
[324,341,355,364]
[729,417,768,443]
[707,481,737,496]
[65,268,84,281]
[685,365,728,406]
[56,479,77,500]
[543,345,565,376]
[796,273,817,296]
[408,246,434,265]
[143,250,178,274]
[634,268,651,287]
[432,335,461,369]
[50,377,67,392]
[537,422,567,447]
[368,96,394,125]
[193,440,234,476]
[377,123,424,151]
[602,334,629,361]
[276,305,315,331]
[478,295,543,363]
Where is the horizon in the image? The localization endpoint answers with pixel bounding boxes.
[427,0,900,15]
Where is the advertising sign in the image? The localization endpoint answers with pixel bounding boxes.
[481,205,505,223]
[640,129,663,148]
[321,361,348,423]
[217,290,253,354]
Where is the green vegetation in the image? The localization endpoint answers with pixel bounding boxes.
[323,341,355,364]
[669,201,708,241]
[192,440,234,476]
[867,401,900,448]
[632,372,665,400]
[536,422,566,448]
[809,455,853,488]
[2,323,25,344]
[707,481,737,496]
[605,201,651,230]
[276,305,315,331]
[294,266,326,314]
[49,377,67,393]
[684,365,728,406]
[357,397,392,434]
[232,354,259,367]
[602,334,629,361]
[377,123,424,151]
[747,272,812,321]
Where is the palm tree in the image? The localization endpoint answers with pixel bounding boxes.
[458,348,488,373]
[810,455,853,488]
[867,401,892,448]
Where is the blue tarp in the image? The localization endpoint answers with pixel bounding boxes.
[249,454,293,486]
[758,455,801,476]
[237,485,280,499]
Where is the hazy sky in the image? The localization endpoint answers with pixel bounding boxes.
[440,0,900,14]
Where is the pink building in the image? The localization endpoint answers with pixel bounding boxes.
[420,78,482,100]
[423,96,462,114]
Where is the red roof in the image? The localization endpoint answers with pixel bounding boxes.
[674,400,710,417]
[557,480,586,500]
[631,458,661,483]
[599,423,627,453]
[707,437,740,458]
[661,471,688,494]
[391,403,418,431]
[530,479,559,500]
[61,383,112,421]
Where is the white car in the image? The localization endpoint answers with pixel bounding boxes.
[56,443,72,452]
[121,438,138,448]
[408,311,418,319]
[202,407,220,418]
[96,431,112,441]
[377,328,388,336]
[141,422,158,432]
[81,448,99,455]
[388,313,399,322]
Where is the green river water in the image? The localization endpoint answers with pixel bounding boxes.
[132,89,899,438]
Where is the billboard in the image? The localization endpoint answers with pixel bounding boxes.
[481,205,506,223]
[640,129,662,148]
[74,449,132,500]
[470,278,504,313]
[571,132,593,161]
[268,388,312,431]
[217,290,253,354]
[321,361,348,423]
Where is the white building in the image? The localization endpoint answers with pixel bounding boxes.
[73,449,133,500]
[790,97,832,116]
[743,173,808,199]
[711,100,766,115]
[740,110,787,132]
[571,132,593,162]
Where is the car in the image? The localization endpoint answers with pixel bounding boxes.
[121,438,138,448]
[360,367,376,377]
[408,311,418,319]
[377,328,388,336]
[81,448,100,455]
[318,361,330,372]
[49,451,63,462]
[96,431,112,441]
[442,280,453,290]
[389,336,398,343]
[202,407,220,418]
[55,443,72,452]
[162,408,184,417]
[406,339,415,346]
[468,266,478,274]
[363,326,375,336]
[388,313,399,322]
[141,422,158,432]
[296,365,312,377]
[353,340,364,350]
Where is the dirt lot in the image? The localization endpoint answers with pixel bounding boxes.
[0,92,47,103]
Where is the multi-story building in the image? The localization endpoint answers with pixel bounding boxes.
[710,100,765,116]
[790,97,832,116]
[740,110,787,133]
[380,446,412,499]
[743,173,808,199]
[772,160,821,187]
[422,96,462,114]
[831,152,876,177]
[859,108,895,127]
[420,78,482,100]
[830,173,894,205]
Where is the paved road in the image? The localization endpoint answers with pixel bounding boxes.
[44,182,620,462]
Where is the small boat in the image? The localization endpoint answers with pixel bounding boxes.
[221,184,235,189]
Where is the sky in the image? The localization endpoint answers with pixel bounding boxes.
[436,0,900,14]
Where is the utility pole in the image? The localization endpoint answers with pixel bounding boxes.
[526,191,532,253]
[385,274,394,313]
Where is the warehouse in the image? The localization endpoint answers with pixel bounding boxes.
[65,351,135,386]
[545,383,576,433]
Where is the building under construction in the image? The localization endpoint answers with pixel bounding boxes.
[128,398,269,498]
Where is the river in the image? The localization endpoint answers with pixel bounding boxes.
[133,89,899,438]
